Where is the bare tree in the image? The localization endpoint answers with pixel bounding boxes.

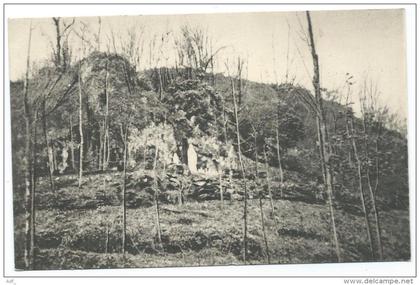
[151,31,171,100]
[219,167,224,209]
[77,64,84,188]
[152,145,163,250]
[275,127,284,186]
[69,115,76,171]
[35,18,75,190]
[342,78,374,259]
[102,59,110,170]
[74,22,90,189]
[305,11,342,262]
[41,98,55,191]
[360,81,384,260]
[263,144,275,215]
[96,17,102,52]
[175,25,225,80]
[120,123,128,254]
[259,194,271,264]
[52,17,75,70]
[225,60,248,263]
[23,22,34,270]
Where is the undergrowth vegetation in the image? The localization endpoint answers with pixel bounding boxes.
[14,172,410,270]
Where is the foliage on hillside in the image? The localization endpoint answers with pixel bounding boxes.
[11,42,409,269]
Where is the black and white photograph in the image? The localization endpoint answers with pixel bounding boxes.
[5,5,413,275]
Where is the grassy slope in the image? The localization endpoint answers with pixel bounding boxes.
[14,172,410,270]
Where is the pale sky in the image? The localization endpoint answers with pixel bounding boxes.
[8,9,407,118]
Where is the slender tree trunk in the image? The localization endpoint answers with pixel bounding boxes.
[102,123,107,170]
[366,167,383,260]
[222,98,228,145]
[143,138,148,167]
[306,11,342,262]
[348,116,374,259]
[221,98,232,193]
[97,17,102,52]
[219,171,224,209]
[211,55,215,86]
[30,119,37,269]
[373,125,382,198]
[157,67,164,100]
[152,145,163,249]
[362,114,383,260]
[42,102,55,191]
[230,76,248,263]
[78,68,84,188]
[316,117,327,184]
[23,22,34,270]
[103,60,109,171]
[373,126,384,258]
[120,124,128,255]
[263,146,275,215]
[254,133,259,179]
[98,123,104,170]
[52,145,58,172]
[105,223,109,254]
[368,167,383,260]
[24,118,33,270]
[275,129,284,192]
[52,18,62,67]
[69,115,76,171]
[237,58,243,107]
[320,122,341,263]
[178,186,183,206]
[106,133,110,169]
[259,196,270,264]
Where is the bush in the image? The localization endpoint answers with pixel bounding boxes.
[282,154,304,172]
